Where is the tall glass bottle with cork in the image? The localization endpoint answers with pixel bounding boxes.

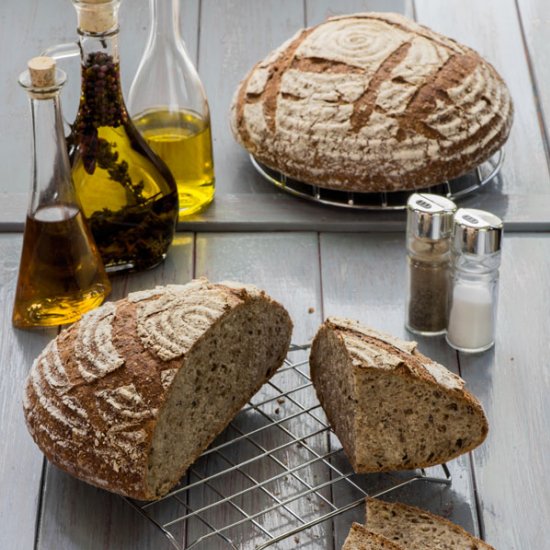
[68,0,178,272]
[13,57,110,328]
[128,0,215,218]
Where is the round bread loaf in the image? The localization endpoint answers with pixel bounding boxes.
[231,12,513,192]
[23,279,293,500]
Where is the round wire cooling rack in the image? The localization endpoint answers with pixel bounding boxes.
[250,149,504,211]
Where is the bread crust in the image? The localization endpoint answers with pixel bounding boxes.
[23,279,292,500]
[310,318,489,473]
[231,12,513,192]
[343,522,405,549]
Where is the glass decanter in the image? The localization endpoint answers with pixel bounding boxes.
[128,0,215,219]
[68,0,178,272]
[13,57,111,328]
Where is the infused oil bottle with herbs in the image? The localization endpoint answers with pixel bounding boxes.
[13,57,110,328]
[68,0,178,272]
[128,0,215,218]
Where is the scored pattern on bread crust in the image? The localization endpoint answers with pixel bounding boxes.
[74,302,125,383]
[328,317,464,391]
[131,284,236,362]
[232,12,513,192]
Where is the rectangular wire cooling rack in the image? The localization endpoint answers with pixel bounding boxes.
[124,345,452,549]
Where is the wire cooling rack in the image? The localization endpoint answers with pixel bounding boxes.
[124,345,452,549]
[251,150,504,211]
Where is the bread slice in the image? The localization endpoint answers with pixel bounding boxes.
[366,498,495,549]
[310,318,488,472]
[23,278,292,500]
[343,522,405,549]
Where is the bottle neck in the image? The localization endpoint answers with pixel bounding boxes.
[29,93,75,216]
[149,0,182,45]
[79,30,120,64]
[76,31,127,128]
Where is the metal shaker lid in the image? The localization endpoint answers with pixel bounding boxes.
[406,193,457,240]
[453,208,503,255]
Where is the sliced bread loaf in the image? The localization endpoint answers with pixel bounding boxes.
[23,278,292,500]
[366,498,495,549]
[310,318,488,472]
[343,522,404,549]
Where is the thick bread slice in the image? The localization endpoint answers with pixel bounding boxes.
[343,522,405,549]
[310,318,488,472]
[23,278,292,500]
[366,498,495,549]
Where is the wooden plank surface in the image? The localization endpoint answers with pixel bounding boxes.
[415,0,550,196]
[516,0,550,157]
[0,235,56,550]
[319,233,483,547]
[198,0,305,196]
[458,235,550,550]
[35,237,194,550]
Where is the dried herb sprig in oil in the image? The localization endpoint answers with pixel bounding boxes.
[70,51,145,203]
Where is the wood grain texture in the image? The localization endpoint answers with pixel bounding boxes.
[0,235,56,550]
[515,0,550,161]
[35,237,194,550]
[458,235,550,550]
[305,0,410,26]
[198,0,305,195]
[192,232,327,549]
[319,233,482,548]
[415,0,550,195]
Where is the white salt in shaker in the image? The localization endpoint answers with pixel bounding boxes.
[446,209,503,353]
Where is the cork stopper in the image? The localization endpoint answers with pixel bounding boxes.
[28,57,56,88]
[76,0,119,34]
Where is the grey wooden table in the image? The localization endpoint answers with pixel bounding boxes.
[1,0,549,549]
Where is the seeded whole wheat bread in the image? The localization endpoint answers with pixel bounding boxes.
[231,12,513,192]
[343,522,404,550]
[23,278,293,500]
[310,318,488,472]
[365,497,495,549]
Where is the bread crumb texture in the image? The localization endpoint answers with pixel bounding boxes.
[366,498,495,549]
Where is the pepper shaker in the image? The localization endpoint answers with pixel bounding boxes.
[446,208,503,353]
[405,194,457,336]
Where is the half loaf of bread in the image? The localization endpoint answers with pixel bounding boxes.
[231,12,513,192]
[366,497,495,549]
[310,318,488,472]
[23,279,293,500]
[343,522,404,550]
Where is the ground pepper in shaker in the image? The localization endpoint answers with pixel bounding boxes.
[405,194,457,336]
[446,209,503,353]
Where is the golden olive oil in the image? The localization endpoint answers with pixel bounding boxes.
[12,205,111,328]
[133,109,215,218]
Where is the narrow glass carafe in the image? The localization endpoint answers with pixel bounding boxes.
[13,57,110,328]
[128,0,215,219]
[68,0,178,272]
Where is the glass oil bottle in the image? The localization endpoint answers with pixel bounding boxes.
[13,57,111,328]
[128,0,215,219]
[68,0,178,272]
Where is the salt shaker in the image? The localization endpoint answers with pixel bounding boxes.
[405,194,457,336]
[446,209,503,353]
